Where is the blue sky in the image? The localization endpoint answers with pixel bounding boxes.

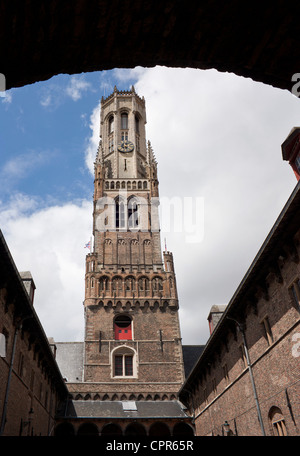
[0,66,299,344]
[0,70,137,206]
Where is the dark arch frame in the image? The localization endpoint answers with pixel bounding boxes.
[124,422,147,436]
[77,422,99,436]
[101,423,123,436]
[54,422,75,436]
[2,3,299,93]
[173,422,194,436]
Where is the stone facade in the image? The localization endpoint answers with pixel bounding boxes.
[0,232,68,436]
[179,182,300,436]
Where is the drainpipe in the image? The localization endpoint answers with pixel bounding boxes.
[227,317,266,436]
[0,315,32,436]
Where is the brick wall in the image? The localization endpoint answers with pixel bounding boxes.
[180,215,300,436]
[0,233,68,436]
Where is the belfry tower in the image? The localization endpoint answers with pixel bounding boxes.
[84,86,185,400]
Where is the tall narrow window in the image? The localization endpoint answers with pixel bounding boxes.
[124,356,133,376]
[115,355,123,376]
[115,197,125,229]
[128,197,139,229]
[135,115,139,133]
[121,113,128,130]
[109,115,114,134]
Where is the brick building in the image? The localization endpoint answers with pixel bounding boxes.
[53,87,196,436]
[179,178,300,436]
[0,231,68,436]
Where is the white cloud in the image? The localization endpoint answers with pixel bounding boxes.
[84,104,100,174]
[1,91,12,104]
[39,75,93,109]
[40,94,52,107]
[66,76,92,101]
[0,197,93,341]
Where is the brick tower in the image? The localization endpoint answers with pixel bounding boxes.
[83,86,185,400]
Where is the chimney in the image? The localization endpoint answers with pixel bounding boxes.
[208,305,227,335]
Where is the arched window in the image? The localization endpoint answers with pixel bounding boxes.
[135,115,139,133]
[128,196,139,229]
[112,277,122,294]
[138,277,150,295]
[108,115,114,134]
[269,406,287,436]
[125,276,135,292]
[121,112,128,130]
[152,277,163,294]
[114,315,132,340]
[115,197,126,229]
[112,346,136,377]
[99,276,109,293]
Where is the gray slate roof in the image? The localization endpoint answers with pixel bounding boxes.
[182,345,205,377]
[64,400,189,419]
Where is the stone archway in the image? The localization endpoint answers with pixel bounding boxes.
[54,422,75,436]
[77,422,99,436]
[101,423,123,436]
[173,422,194,436]
[149,422,171,437]
[124,423,147,436]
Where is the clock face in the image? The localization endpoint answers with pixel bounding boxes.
[117,140,134,153]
